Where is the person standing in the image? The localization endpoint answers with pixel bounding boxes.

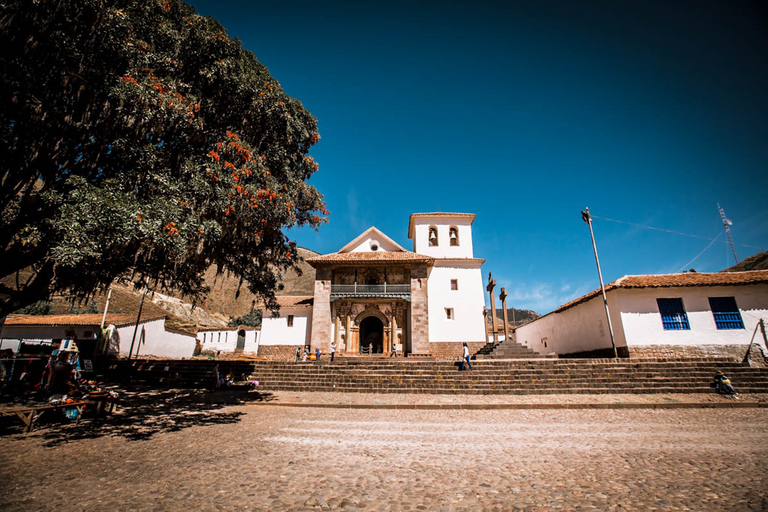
[315,347,321,361]
[461,342,473,371]
[330,342,336,362]
[295,346,301,363]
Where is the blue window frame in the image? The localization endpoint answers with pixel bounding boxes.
[657,298,690,330]
[708,297,745,330]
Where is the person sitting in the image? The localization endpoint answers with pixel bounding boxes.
[714,373,737,397]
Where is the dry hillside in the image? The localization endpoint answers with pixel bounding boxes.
[195,247,318,317]
[722,251,768,272]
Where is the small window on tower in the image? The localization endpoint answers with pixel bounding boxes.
[451,279,458,290]
[287,315,294,327]
[449,226,459,246]
[445,308,454,320]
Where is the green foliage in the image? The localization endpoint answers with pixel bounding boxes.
[68,300,100,314]
[228,309,262,328]
[0,0,327,317]
[13,300,54,315]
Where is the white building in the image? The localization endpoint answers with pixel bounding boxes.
[515,270,768,359]
[197,326,260,354]
[0,313,197,359]
[254,212,486,360]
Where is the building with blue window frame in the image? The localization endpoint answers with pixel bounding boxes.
[514,270,768,360]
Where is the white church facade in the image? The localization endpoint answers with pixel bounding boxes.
[258,212,487,359]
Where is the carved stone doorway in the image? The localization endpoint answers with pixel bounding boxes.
[360,316,384,354]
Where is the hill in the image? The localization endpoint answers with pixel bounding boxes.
[722,251,768,272]
[195,247,318,317]
[490,307,541,327]
[3,247,319,330]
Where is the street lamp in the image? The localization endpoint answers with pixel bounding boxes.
[581,207,618,358]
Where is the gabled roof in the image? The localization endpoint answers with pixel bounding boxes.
[556,270,768,313]
[307,251,434,267]
[407,212,476,238]
[2,313,166,328]
[337,226,407,253]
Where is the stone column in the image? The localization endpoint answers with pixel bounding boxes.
[310,267,333,350]
[334,308,340,352]
[345,312,351,353]
[409,263,430,355]
[487,272,498,343]
[500,287,510,341]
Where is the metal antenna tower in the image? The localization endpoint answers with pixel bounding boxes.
[718,203,739,264]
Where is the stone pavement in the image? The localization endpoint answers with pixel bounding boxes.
[1,388,767,511]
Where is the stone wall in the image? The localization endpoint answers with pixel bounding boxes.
[257,345,298,361]
[429,341,486,360]
[627,344,757,361]
[309,268,332,350]
[410,263,430,354]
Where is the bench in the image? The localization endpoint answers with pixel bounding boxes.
[0,401,86,433]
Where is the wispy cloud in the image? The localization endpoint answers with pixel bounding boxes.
[492,277,595,315]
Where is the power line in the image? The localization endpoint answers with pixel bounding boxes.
[675,232,721,273]
[590,215,765,251]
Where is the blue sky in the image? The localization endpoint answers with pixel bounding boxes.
[190,0,768,314]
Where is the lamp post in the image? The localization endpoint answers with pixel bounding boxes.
[581,207,618,358]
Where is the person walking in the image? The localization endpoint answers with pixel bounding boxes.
[315,347,321,361]
[390,341,397,358]
[461,342,473,371]
[330,342,336,362]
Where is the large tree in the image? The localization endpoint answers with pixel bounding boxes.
[0,0,327,317]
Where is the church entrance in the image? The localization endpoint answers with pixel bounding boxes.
[359,316,384,354]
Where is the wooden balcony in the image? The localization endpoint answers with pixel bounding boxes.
[330,283,411,300]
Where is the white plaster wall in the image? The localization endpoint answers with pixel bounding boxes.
[427,265,486,342]
[515,292,626,355]
[617,285,768,347]
[260,308,312,346]
[411,218,474,258]
[0,325,100,340]
[347,234,402,253]
[115,319,196,358]
[199,329,260,353]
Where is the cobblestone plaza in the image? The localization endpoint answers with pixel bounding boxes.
[1,399,767,511]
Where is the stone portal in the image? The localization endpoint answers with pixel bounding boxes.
[360,316,384,354]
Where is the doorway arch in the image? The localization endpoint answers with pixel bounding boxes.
[359,316,384,354]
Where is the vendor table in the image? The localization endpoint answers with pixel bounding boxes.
[0,401,85,433]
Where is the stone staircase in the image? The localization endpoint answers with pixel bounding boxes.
[105,357,768,395]
[245,358,768,394]
[473,339,547,359]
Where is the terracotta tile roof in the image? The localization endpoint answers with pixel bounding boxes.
[259,296,314,309]
[197,325,260,332]
[556,270,768,313]
[307,251,434,267]
[407,212,476,238]
[2,313,166,328]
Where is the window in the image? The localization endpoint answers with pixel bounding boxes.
[450,279,458,290]
[287,315,294,327]
[449,226,459,246]
[657,298,690,330]
[445,308,454,320]
[428,226,438,247]
[709,297,744,330]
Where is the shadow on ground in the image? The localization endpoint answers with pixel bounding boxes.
[1,384,277,446]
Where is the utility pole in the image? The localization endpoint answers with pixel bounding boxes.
[128,279,150,360]
[581,207,618,358]
[717,203,739,264]
[100,284,113,330]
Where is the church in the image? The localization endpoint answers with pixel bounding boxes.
[258,212,487,359]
